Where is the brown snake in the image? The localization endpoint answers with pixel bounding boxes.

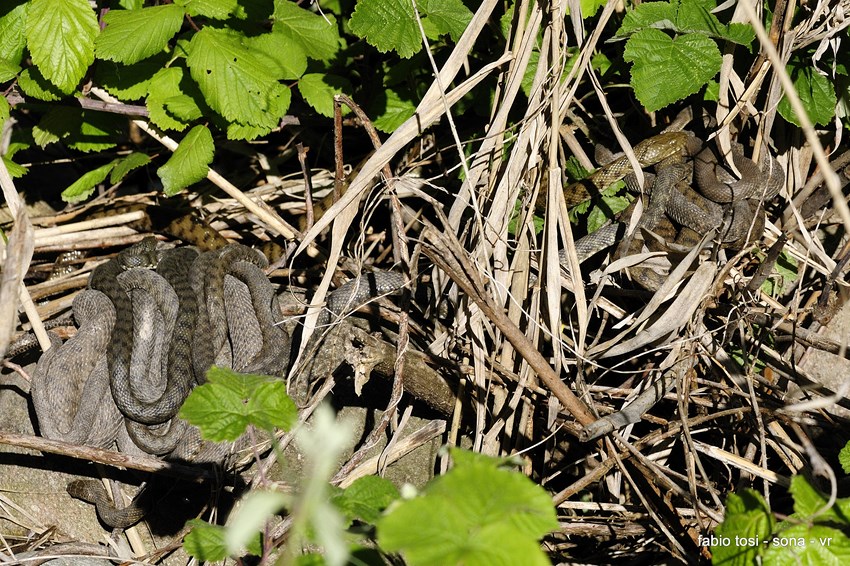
[66,479,146,529]
[562,130,785,270]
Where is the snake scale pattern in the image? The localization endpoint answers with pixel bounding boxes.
[561,130,785,280]
[32,234,405,528]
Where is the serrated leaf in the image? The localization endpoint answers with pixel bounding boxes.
[0,96,9,125]
[372,88,416,133]
[179,365,297,441]
[184,519,228,562]
[332,476,399,525]
[32,107,81,147]
[298,73,351,117]
[0,59,20,83]
[377,449,557,566]
[61,161,119,203]
[778,64,837,127]
[763,524,850,564]
[349,0,419,58]
[0,2,28,66]
[243,31,307,80]
[68,112,123,152]
[712,489,773,565]
[840,442,850,475]
[156,124,213,196]
[225,86,290,141]
[17,67,64,101]
[95,54,170,101]
[272,1,340,62]
[789,475,850,526]
[177,0,238,19]
[581,0,607,17]
[164,94,203,121]
[96,4,184,65]
[26,0,98,93]
[111,152,151,184]
[617,0,754,46]
[623,28,721,111]
[3,141,27,178]
[419,0,472,41]
[147,66,192,131]
[186,27,286,128]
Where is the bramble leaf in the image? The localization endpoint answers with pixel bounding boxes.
[419,0,472,41]
[778,63,836,127]
[243,31,307,80]
[157,124,213,195]
[349,0,419,58]
[184,519,228,562]
[186,27,286,128]
[617,0,755,46]
[179,366,297,441]
[298,73,352,118]
[377,448,557,566]
[62,161,118,203]
[95,54,170,100]
[623,28,721,111]
[96,4,185,65]
[17,67,64,101]
[372,88,416,133]
[176,0,238,20]
[0,1,28,67]
[26,0,98,92]
[332,476,399,525]
[712,489,773,565]
[272,1,340,62]
[147,66,194,131]
[111,152,152,184]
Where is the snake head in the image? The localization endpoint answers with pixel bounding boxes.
[117,237,160,270]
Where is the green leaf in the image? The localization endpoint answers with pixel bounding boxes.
[17,66,64,101]
[32,107,81,147]
[95,54,170,101]
[0,2,28,67]
[61,161,119,203]
[789,475,850,526]
[377,448,557,566]
[2,141,28,178]
[26,0,98,93]
[0,95,9,126]
[711,489,773,565]
[184,519,228,562]
[176,0,238,20]
[763,524,850,565]
[841,442,850,475]
[372,88,416,133]
[349,0,419,59]
[623,28,721,112]
[186,27,287,129]
[617,0,755,46]
[110,152,151,184]
[164,94,203,121]
[298,73,352,118]
[777,63,837,127]
[273,1,340,62]
[156,124,213,196]
[68,112,123,152]
[147,67,193,131]
[0,59,19,83]
[419,0,472,41]
[243,31,307,80]
[179,365,297,441]
[581,0,607,18]
[332,476,399,525]
[96,4,185,65]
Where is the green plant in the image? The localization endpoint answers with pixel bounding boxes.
[709,474,850,564]
[179,366,557,564]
